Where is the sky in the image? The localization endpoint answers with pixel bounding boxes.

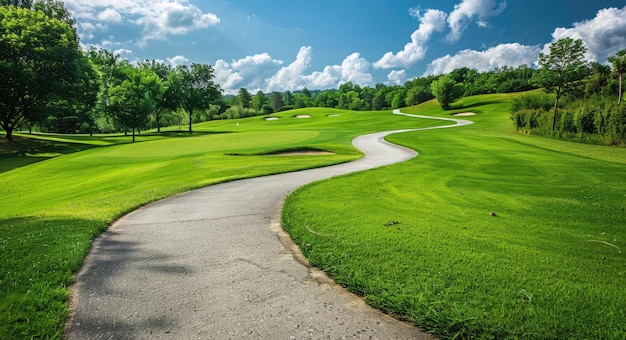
[64,0,626,94]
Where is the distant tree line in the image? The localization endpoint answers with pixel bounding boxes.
[1,1,222,142]
[223,65,538,117]
[511,38,626,146]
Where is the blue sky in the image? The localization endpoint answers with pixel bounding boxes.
[65,0,626,94]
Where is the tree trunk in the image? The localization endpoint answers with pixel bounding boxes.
[5,128,14,142]
[157,119,161,133]
[132,127,136,143]
[188,112,193,133]
[551,90,560,132]
[619,73,623,106]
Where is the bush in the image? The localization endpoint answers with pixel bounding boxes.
[512,109,544,131]
[607,105,626,145]
[574,109,596,134]
[559,110,577,133]
[510,92,555,114]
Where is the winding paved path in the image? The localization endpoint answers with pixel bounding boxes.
[66,111,472,339]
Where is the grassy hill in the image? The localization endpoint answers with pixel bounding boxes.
[283,94,626,338]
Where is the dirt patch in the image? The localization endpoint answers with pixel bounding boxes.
[452,112,476,116]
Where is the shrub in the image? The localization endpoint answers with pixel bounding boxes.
[574,108,596,134]
[559,110,577,133]
[510,92,554,113]
[607,105,626,145]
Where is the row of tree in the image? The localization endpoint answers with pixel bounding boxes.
[1,2,222,142]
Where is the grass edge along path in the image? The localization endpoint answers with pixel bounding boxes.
[282,97,626,339]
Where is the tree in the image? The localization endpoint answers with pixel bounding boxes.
[169,63,221,133]
[269,91,284,112]
[250,90,267,112]
[431,75,463,110]
[107,63,162,142]
[534,38,589,131]
[608,49,626,106]
[236,87,252,108]
[0,0,33,8]
[0,6,91,140]
[139,60,175,132]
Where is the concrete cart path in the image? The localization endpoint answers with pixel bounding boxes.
[66,111,472,339]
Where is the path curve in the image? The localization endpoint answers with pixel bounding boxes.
[66,110,472,339]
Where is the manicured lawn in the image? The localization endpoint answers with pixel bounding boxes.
[282,94,626,338]
[0,108,446,339]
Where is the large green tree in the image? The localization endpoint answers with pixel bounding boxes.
[107,63,162,142]
[169,63,221,133]
[431,75,464,110]
[0,5,93,140]
[139,60,177,132]
[608,49,626,106]
[534,38,589,131]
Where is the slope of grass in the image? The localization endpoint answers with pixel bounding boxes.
[282,94,626,338]
[0,108,446,339]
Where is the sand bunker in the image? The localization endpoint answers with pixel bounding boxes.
[327,114,341,117]
[452,112,476,117]
[295,114,311,118]
[264,117,279,121]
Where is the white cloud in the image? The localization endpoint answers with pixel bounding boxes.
[214,59,244,92]
[546,6,626,63]
[303,65,342,89]
[167,55,190,67]
[424,43,540,75]
[65,0,220,44]
[266,46,313,92]
[387,70,408,85]
[137,1,220,42]
[446,0,507,42]
[374,8,447,69]
[214,53,283,94]
[213,47,373,94]
[98,9,122,23]
[340,53,372,85]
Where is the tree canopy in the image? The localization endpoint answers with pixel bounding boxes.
[0,5,95,140]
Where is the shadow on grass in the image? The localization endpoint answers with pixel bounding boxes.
[0,137,96,174]
[452,100,505,110]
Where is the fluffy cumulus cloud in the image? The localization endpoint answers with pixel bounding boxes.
[166,55,190,67]
[424,43,541,75]
[213,47,373,94]
[98,8,122,23]
[546,6,626,63]
[266,46,314,92]
[446,0,507,42]
[214,53,283,94]
[387,70,408,85]
[374,8,447,69]
[65,0,220,44]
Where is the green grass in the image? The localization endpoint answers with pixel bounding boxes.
[0,108,446,339]
[282,94,626,339]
